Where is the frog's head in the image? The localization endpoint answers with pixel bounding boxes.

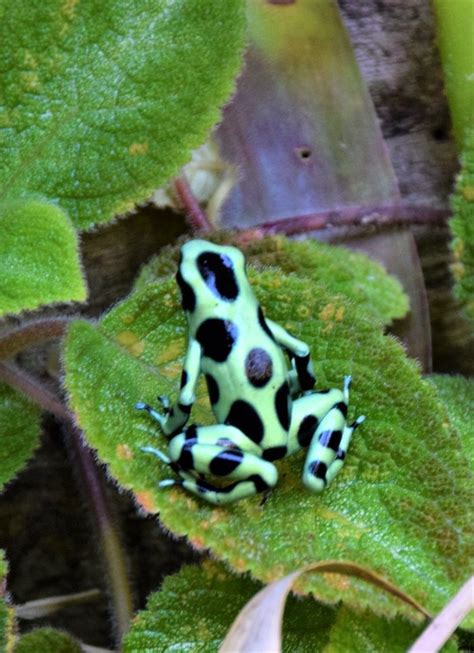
[176,239,249,313]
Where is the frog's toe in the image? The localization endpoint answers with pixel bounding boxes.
[157,395,170,413]
[135,402,166,426]
[351,415,366,430]
[158,478,181,489]
[140,445,171,465]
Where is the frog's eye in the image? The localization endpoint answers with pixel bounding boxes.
[196,251,239,301]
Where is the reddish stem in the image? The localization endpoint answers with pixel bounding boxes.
[0,317,71,360]
[0,362,133,643]
[248,204,449,238]
[173,176,211,232]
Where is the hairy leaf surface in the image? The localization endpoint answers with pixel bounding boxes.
[0,551,15,653]
[325,605,456,653]
[64,269,472,617]
[0,383,42,491]
[450,128,474,321]
[429,375,473,472]
[0,1,245,230]
[134,235,409,326]
[0,200,86,316]
[124,561,334,653]
[13,628,81,653]
[124,562,457,652]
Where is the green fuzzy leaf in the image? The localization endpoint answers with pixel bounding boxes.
[124,562,457,652]
[325,605,456,653]
[0,1,245,230]
[64,269,472,619]
[13,628,81,653]
[450,128,474,321]
[428,375,474,472]
[0,383,42,491]
[433,0,474,148]
[0,200,86,317]
[133,235,409,326]
[0,551,15,653]
[124,561,335,653]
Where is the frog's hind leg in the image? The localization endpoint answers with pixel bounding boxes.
[155,424,278,505]
[287,376,365,493]
[303,377,365,492]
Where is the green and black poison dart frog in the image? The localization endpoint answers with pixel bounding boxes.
[136,239,365,505]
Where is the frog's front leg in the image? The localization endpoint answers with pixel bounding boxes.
[136,338,202,437]
[158,424,278,505]
[265,319,316,393]
[287,377,365,492]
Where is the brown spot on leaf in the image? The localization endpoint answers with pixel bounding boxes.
[129,142,149,156]
[116,444,133,460]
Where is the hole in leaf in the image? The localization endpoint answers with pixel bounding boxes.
[296,147,312,161]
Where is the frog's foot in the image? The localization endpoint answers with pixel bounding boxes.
[157,395,170,414]
[135,401,166,428]
[160,424,277,504]
[303,409,365,493]
[160,474,276,505]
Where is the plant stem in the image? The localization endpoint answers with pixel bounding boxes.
[173,176,211,232]
[250,204,449,237]
[0,362,134,643]
[0,317,71,360]
[0,361,70,419]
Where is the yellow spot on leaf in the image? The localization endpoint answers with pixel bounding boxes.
[129,142,149,156]
[297,305,311,319]
[322,572,351,591]
[335,306,345,321]
[135,490,157,513]
[121,314,135,325]
[319,303,335,321]
[156,341,183,365]
[24,52,38,68]
[162,362,181,378]
[462,185,474,201]
[20,72,40,92]
[233,559,247,572]
[190,536,205,550]
[116,444,133,460]
[62,0,79,21]
[116,331,145,357]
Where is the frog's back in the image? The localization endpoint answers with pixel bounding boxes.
[178,239,291,451]
[199,307,291,451]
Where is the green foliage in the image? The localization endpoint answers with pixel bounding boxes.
[0,551,15,653]
[0,1,245,230]
[0,383,42,491]
[0,200,86,317]
[13,628,81,653]
[433,0,474,147]
[450,128,474,321]
[429,374,474,471]
[134,235,409,326]
[124,561,336,653]
[325,605,456,653]
[64,264,472,619]
[124,562,456,652]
